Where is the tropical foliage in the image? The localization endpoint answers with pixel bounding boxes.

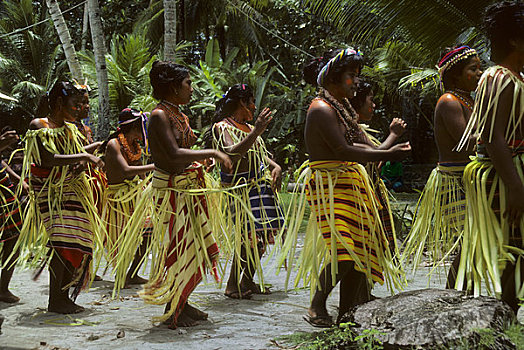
[0,0,497,166]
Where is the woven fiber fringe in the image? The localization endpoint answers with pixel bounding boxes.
[14,123,105,293]
[113,166,221,327]
[402,163,467,274]
[100,174,152,280]
[276,160,405,300]
[211,120,285,288]
[456,153,524,298]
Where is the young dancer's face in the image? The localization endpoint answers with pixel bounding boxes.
[240,96,256,120]
[70,93,90,120]
[456,56,482,92]
[175,75,193,105]
[357,92,375,122]
[340,67,360,99]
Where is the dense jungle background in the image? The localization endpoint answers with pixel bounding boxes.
[0,0,494,172]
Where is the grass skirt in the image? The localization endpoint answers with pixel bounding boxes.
[114,165,220,328]
[276,160,405,297]
[456,150,524,298]
[402,162,467,273]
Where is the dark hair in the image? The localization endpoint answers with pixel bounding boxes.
[35,81,84,117]
[484,1,524,62]
[203,84,255,148]
[149,60,190,100]
[100,108,144,154]
[303,49,364,86]
[438,46,477,90]
[350,81,373,112]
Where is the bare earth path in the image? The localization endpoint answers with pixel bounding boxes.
[0,194,462,350]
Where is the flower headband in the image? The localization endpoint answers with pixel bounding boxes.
[317,48,361,86]
[437,46,478,90]
[117,108,149,152]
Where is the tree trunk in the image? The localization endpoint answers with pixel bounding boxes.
[81,2,89,51]
[177,0,185,42]
[163,0,177,61]
[88,0,110,140]
[45,0,83,81]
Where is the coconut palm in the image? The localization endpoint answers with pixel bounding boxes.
[163,0,177,60]
[46,0,83,81]
[0,0,64,118]
[88,0,111,140]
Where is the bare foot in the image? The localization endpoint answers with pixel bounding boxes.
[166,312,197,329]
[241,279,271,295]
[94,275,103,281]
[124,275,148,288]
[0,290,20,303]
[184,303,208,321]
[48,297,85,314]
[224,286,252,299]
[304,307,333,328]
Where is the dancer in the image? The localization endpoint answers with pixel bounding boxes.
[402,46,481,288]
[20,81,104,314]
[121,61,232,328]
[101,108,154,289]
[211,84,284,299]
[0,129,24,303]
[350,81,407,251]
[455,1,524,312]
[279,48,410,327]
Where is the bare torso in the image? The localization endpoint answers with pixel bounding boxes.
[434,93,474,163]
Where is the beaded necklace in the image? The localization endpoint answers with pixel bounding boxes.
[117,132,142,163]
[446,89,474,112]
[158,100,197,148]
[316,88,363,144]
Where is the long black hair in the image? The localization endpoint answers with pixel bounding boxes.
[303,48,364,86]
[350,81,373,112]
[203,84,254,148]
[484,1,524,62]
[35,81,84,117]
[149,61,190,100]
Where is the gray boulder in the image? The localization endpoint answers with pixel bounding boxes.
[340,288,516,349]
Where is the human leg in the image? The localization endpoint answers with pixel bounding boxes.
[0,237,19,303]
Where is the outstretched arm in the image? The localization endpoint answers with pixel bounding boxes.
[311,104,411,163]
[482,80,524,225]
[29,119,104,168]
[149,110,232,171]
[106,140,154,178]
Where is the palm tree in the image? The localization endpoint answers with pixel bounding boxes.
[163,0,177,60]
[88,0,111,140]
[45,0,83,81]
[0,0,64,119]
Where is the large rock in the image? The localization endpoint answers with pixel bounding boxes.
[340,288,516,349]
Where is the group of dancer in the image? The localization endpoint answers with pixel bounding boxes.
[0,0,522,331]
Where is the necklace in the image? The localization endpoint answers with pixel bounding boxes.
[117,132,142,163]
[317,88,363,144]
[157,100,197,148]
[447,89,474,111]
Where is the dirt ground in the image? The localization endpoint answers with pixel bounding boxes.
[1,193,521,350]
[0,258,450,349]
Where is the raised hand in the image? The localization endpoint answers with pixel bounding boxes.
[389,118,407,137]
[253,108,273,135]
[271,164,282,192]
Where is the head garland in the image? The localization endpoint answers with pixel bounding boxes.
[117,108,149,151]
[317,48,362,86]
[437,46,478,90]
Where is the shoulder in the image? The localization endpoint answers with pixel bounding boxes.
[149,108,170,127]
[307,99,337,122]
[436,93,463,116]
[29,118,47,130]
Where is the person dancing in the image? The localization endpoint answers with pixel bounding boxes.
[455,1,524,312]
[279,48,411,327]
[402,46,482,288]
[210,84,284,299]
